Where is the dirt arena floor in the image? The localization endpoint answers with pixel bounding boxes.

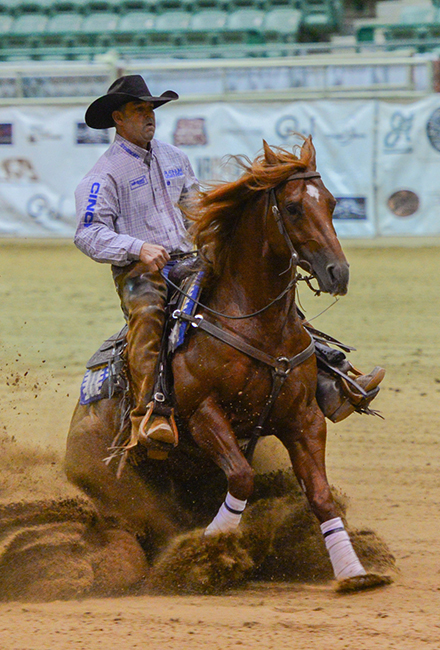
[0,239,439,649]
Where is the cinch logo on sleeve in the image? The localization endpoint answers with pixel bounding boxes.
[83,182,100,227]
[164,167,184,180]
[129,175,148,190]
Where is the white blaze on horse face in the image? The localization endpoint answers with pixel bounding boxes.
[306,184,320,201]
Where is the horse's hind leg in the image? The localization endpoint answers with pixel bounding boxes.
[66,399,179,555]
[281,405,369,585]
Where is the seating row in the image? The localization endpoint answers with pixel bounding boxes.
[0,0,306,15]
[0,8,305,48]
[357,3,440,43]
[0,3,344,52]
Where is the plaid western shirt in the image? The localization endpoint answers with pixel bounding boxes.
[74,134,198,266]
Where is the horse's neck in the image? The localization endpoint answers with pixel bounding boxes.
[210,195,303,341]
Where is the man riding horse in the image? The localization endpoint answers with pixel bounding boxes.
[74,75,383,462]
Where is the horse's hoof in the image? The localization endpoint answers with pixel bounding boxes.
[335,572,393,594]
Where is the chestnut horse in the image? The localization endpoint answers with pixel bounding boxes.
[66,138,385,592]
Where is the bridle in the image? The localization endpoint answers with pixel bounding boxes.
[268,169,322,269]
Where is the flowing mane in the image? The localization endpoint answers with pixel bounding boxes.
[189,137,315,281]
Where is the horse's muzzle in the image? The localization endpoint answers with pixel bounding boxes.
[325,261,349,296]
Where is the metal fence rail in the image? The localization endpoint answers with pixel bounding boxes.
[0,50,436,105]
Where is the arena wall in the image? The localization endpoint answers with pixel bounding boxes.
[1,95,440,238]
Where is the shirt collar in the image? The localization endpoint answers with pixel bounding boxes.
[115,133,155,164]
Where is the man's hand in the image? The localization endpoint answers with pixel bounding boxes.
[139,243,170,272]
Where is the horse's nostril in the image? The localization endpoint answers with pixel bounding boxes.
[327,264,337,283]
[326,263,349,289]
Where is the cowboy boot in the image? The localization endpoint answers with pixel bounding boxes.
[316,365,385,423]
[115,263,178,457]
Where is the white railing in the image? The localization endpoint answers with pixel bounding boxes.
[0,51,436,105]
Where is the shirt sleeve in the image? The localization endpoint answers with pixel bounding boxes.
[74,174,144,266]
[179,154,199,209]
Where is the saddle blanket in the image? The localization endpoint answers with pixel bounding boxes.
[80,365,111,405]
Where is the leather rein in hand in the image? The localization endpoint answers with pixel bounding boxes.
[171,170,322,461]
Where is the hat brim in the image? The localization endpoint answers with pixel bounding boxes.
[85,90,179,129]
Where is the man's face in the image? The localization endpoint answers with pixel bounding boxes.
[112,100,156,149]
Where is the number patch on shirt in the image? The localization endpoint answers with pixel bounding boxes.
[129,175,148,190]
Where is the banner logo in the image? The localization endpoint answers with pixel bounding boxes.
[76,123,110,145]
[27,125,62,144]
[426,108,440,152]
[384,112,414,154]
[387,190,419,217]
[326,128,366,146]
[1,158,38,182]
[333,197,367,220]
[173,118,207,146]
[275,115,316,141]
[0,123,13,145]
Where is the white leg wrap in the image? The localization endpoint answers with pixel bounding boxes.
[321,517,366,580]
[204,492,247,536]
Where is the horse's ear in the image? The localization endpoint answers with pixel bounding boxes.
[263,140,278,166]
[301,136,316,170]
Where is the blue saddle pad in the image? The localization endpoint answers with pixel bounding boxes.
[169,270,204,354]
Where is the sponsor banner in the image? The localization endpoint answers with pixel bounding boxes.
[1,98,439,238]
[376,95,440,235]
[0,106,110,236]
[156,100,375,237]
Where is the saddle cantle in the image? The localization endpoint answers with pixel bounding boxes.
[80,325,128,405]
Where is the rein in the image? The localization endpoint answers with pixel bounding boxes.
[171,169,322,462]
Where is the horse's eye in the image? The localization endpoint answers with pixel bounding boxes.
[285,202,299,215]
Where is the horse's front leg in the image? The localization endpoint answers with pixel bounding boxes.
[188,395,254,536]
[281,404,366,582]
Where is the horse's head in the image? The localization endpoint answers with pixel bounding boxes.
[264,138,349,296]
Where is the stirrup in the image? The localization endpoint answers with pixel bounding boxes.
[327,366,385,423]
[139,402,179,460]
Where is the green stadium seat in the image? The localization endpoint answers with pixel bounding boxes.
[120,0,159,12]
[52,0,92,13]
[186,9,227,45]
[195,0,225,10]
[42,12,83,46]
[229,0,265,8]
[159,0,195,12]
[114,11,155,44]
[383,5,440,43]
[148,10,191,45]
[400,6,435,24]
[300,0,336,35]
[0,13,13,33]
[84,0,122,13]
[79,10,118,43]
[14,0,53,13]
[0,0,18,13]
[11,13,49,32]
[7,13,48,47]
[263,7,301,41]
[222,8,265,44]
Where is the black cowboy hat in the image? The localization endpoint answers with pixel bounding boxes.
[85,74,179,129]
